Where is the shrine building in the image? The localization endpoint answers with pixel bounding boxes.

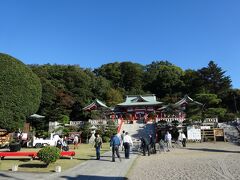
[83,94,201,123]
[114,94,162,122]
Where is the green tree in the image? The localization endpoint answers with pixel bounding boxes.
[105,88,124,107]
[94,62,144,94]
[182,69,204,96]
[94,62,121,88]
[198,61,232,96]
[144,61,173,86]
[146,62,184,100]
[59,115,70,125]
[80,122,92,143]
[120,62,144,93]
[222,89,240,114]
[103,120,117,141]
[30,65,97,123]
[0,53,42,131]
[194,93,226,122]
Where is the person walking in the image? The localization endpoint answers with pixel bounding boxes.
[73,135,79,149]
[140,136,150,156]
[178,132,187,147]
[164,131,172,152]
[110,134,121,162]
[149,134,156,154]
[94,133,103,160]
[121,130,125,151]
[123,132,133,159]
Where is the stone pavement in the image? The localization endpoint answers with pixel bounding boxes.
[0,150,138,180]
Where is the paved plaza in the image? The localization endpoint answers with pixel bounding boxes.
[0,150,137,180]
[0,142,240,180]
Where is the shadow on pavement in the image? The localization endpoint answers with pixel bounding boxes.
[0,172,24,180]
[61,175,128,180]
[18,163,48,168]
[77,158,96,161]
[100,155,112,158]
[0,173,12,178]
[186,148,240,153]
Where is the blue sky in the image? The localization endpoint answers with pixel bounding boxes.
[0,0,240,88]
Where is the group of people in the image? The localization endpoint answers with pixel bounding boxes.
[93,130,187,161]
[55,135,80,151]
[139,134,157,156]
[56,135,70,151]
[138,130,187,155]
[163,131,187,152]
[93,130,133,162]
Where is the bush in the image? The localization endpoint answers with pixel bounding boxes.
[37,146,61,165]
[0,53,42,131]
[102,136,110,143]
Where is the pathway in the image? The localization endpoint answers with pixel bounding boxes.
[0,150,138,180]
[0,122,154,180]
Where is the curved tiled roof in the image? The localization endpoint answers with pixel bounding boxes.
[117,94,162,106]
[83,99,111,111]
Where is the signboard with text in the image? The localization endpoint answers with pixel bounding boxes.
[187,126,201,140]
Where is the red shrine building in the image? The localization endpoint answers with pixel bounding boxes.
[83,94,200,123]
[114,94,162,122]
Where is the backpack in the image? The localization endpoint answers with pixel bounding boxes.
[57,140,62,145]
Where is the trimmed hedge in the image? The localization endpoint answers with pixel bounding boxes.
[0,53,42,131]
[37,146,61,165]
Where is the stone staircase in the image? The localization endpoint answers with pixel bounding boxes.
[121,121,155,144]
[122,122,142,139]
[121,121,156,150]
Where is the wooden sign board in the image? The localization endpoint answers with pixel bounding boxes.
[214,128,224,137]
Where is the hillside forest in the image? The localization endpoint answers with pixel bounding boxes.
[28,60,240,131]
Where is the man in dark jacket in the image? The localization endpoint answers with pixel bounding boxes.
[149,134,156,154]
[140,136,150,156]
[94,133,103,160]
[110,134,121,162]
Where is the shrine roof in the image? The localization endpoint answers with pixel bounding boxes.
[173,95,202,107]
[83,99,111,111]
[117,94,162,106]
[157,95,202,111]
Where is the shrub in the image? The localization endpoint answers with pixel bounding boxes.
[102,136,110,143]
[37,146,61,165]
[0,53,42,131]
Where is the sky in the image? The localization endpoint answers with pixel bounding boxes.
[0,0,240,88]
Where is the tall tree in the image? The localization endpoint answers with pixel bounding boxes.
[222,89,240,114]
[119,62,144,94]
[94,62,121,88]
[144,61,184,100]
[182,69,205,96]
[94,62,144,94]
[144,61,173,85]
[198,61,232,96]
